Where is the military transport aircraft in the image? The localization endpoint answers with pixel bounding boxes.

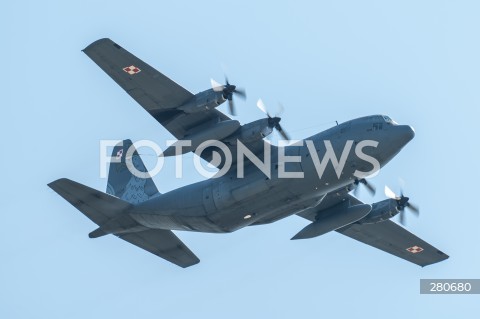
[48,38,448,268]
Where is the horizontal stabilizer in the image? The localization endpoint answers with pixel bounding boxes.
[49,178,200,268]
[48,178,132,226]
[118,229,200,268]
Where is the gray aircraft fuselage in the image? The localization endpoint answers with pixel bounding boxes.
[130,115,414,233]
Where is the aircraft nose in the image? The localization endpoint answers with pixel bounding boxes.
[397,125,415,145]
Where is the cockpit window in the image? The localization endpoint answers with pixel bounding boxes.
[383,115,397,125]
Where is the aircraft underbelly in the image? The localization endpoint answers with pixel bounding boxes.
[206,179,333,232]
[199,145,358,232]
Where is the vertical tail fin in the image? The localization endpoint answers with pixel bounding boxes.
[107,139,160,204]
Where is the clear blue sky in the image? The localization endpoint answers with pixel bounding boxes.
[3,1,480,318]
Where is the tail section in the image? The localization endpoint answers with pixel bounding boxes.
[48,178,199,267]
[48,178,133,227]
[107,139,160,204]
[48,139,200,268]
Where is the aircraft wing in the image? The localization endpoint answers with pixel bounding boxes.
[297,188,449,267]
[335,219,448,267]
[118,229,200,268]
[83,38,231,141]
[83,38,269,170]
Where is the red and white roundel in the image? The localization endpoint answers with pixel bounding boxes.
[406,245,424,254]
[123,65,141,75]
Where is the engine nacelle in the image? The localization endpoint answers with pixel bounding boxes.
[178,89,226,113]
[224,118,273,145]
[356,199,400,224]
[292,203,372,240]
[161,120,241,157]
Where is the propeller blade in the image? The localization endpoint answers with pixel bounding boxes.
[257,99,290,141]
[211,75,245,115]
[384,179,419,225]
[384,185,397,200]
[276,103,285,117]
[353,179,376,196]
[399,211,406,225]
[211,78,224,92]
[363,181,376,196]
[228,99,236,116]
[257,99,269,117]
[276,124,290,141]
[233,88,246,99]
[406,202,420,215]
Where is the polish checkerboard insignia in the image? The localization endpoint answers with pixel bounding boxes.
[406,245,424,254]
[123,65,141,75]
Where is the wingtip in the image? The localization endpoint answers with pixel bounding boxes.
[180,258,201,268]
[47,178,69,189]
[89,227,108,238]
[83,38,114,53]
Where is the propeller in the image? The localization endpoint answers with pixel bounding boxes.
[353,178,376,196]
[256,99,290,140]
[384,185,419,225]
[211,77,246,116]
